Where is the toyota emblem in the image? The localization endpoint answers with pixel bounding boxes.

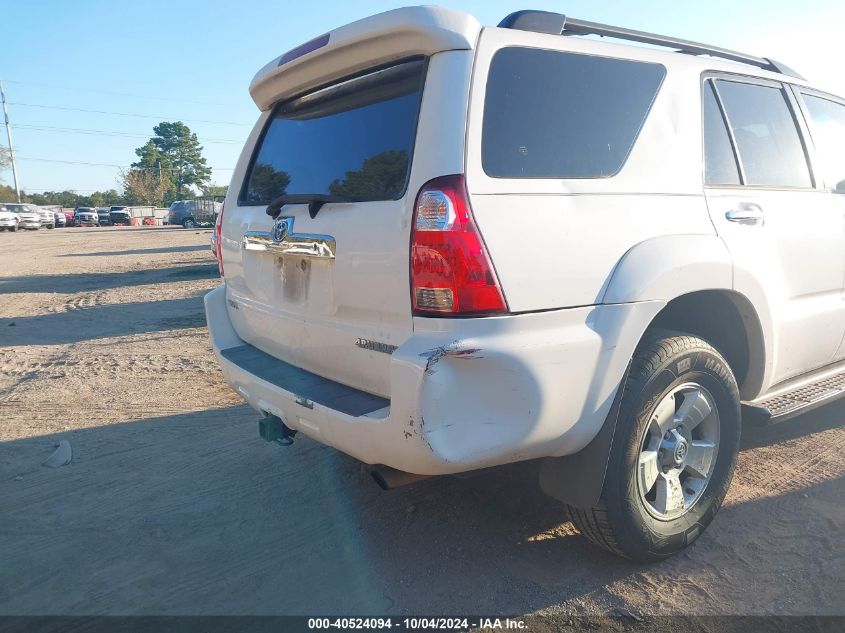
[272,217,291,242]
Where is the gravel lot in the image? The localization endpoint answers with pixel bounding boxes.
[0,227,843,621]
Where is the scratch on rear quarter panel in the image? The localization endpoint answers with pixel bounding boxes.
[417,415,435,453]
[419,340,482,374]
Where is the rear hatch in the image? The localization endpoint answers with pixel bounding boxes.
[222,59,427,398]
[220,7,479,399]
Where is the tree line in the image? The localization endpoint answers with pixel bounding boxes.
[0,121,226,207]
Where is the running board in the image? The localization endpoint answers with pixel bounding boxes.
[742,364,845,424]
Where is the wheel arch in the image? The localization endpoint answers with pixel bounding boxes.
[649,289,766,400]
[600,233,772,399]
[542,235,772,507]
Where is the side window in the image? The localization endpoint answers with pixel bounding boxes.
[802,94,845,191]
[482,47,666,178]
[702,81,740,185]
[715,80,811,188]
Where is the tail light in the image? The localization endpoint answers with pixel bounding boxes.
[410,175,507,316]
[215,202,225,276]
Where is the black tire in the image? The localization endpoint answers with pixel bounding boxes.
[567,329,741,562]
[183,217,196,229]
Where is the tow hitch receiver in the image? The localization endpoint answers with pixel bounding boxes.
[258,415,297,446]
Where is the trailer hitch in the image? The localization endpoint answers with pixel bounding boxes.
[258,414,297,447]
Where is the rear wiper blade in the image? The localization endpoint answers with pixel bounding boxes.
[265,194,356,220]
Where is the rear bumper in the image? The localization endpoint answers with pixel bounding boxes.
[205,284,663,475]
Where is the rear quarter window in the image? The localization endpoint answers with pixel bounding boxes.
[482,47,666,178]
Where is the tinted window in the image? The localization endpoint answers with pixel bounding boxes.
[702,81,741,185]
[482,47,665,178]
[802,94,845,191]
[716,80,811,188]
[242,60,424,205]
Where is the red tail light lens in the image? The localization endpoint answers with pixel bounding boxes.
[410,175,507,316]
[215,202,225,277]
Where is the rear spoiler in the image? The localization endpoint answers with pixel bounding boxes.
[249,6,481,110]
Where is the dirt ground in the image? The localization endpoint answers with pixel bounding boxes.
[0,226,842,621]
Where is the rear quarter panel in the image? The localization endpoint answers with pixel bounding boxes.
[465,28,715,312]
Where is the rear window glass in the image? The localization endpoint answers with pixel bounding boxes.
[241,60,425,205]
[482,47,665,178]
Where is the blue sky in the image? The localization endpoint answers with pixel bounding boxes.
[2,0,843,194]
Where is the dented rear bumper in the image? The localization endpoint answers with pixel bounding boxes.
[205,284,662,475]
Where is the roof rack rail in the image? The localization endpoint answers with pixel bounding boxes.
[497,10,804,80]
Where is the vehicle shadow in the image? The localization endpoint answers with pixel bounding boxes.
[1,403,841,616]
[0,292,210,345]
[59,245,210,257]
[0,263,218,295]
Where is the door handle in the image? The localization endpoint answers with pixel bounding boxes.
[725,205,764,225]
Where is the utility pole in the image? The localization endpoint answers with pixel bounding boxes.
[0,80,21,202]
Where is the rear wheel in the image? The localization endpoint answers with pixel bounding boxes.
[183,217,196,229]
[567,330,741,561]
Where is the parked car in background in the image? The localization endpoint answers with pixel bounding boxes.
[96,208,112,226]
[109,206,132,226]
[37,207,55,229]
[4,203,40,230]
[167,199,221,228]
[0,204,20,232]
[53,212,67,228]
[73,207,99,227]
[207,6,845,562]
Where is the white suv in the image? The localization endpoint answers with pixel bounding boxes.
[205,7,845,561]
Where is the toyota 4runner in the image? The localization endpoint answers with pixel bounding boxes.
[205,7,845,561]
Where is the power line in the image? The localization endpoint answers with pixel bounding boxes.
[14,123,243,144]
[16,155,235,170]
[3,79,236,107]
[7,101,251,126]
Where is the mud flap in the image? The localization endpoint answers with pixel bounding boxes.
[538,362,631,509]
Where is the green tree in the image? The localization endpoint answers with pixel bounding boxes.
[201,183,228,198]
[120,168,169,206]
[329,150,409,199]
[0,145,11,181]
[132,122,211,202]
[0,183,17,201]
[244,163,290,204]
[19,189,124,207]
